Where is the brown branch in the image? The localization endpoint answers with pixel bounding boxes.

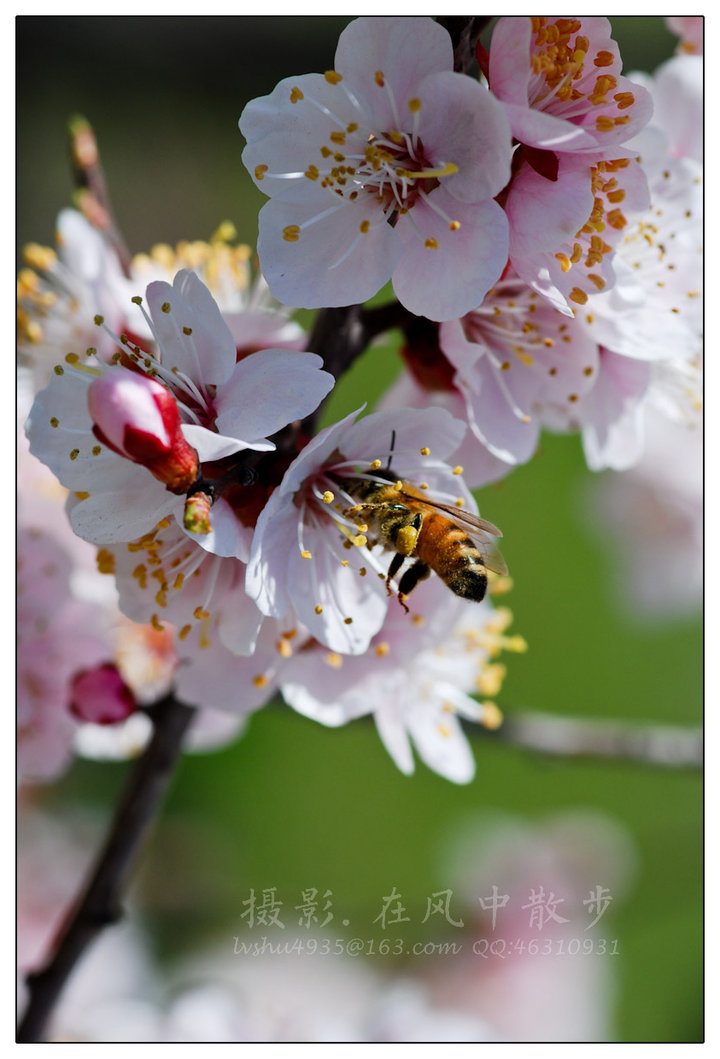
[17,693,195,1043]
[482,710,703,769]
[68,115,133,277]
[435,16,492,72]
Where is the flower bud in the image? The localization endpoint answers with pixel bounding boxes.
[69,663,137,725]
[88,370,199,493]
[183,490,213,535]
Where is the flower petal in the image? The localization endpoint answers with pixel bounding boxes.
[214,349,335,444]
[145,270,238,388]
[256,198,400,309]
[334,16,452,129]
[393,191,509,321]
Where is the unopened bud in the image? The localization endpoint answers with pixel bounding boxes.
[69,663,137,725]
[184,490,213,535]
[88,370,198,493]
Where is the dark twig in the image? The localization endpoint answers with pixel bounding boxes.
[482,710,703,770]
[17,693,195,1043]
[68,115,134,278]
[436,16,492,72]
[306,301,414,383]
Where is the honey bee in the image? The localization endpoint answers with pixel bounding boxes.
[339,466,507,609]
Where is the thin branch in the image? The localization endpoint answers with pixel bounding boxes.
[68,115,133,277]
[482,710,703,770]
[17,693,195,1043]
[435,16,492,72]
[306,301,414,383]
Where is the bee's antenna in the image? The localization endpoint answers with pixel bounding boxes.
[387,429,396,472]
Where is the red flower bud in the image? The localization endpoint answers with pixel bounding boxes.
[88,370,199,493]
[69,663,137,725]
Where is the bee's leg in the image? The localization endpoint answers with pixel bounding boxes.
[397,559,431,610]
[386,551,407,601]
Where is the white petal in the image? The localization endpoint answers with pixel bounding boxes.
[146,271,238,388]
[184,496,253,560]
[214,349,334,443]
[257,198,400,310]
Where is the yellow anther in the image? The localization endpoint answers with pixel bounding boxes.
[23,243,57,271]
[96,548,115,575]
[254,164,268,181]
[301,549,312,559]
[283,225,301,243]
[481,702,504,730]
[322,490,335,504]
[289,86,304,103]
[594,50,615,67]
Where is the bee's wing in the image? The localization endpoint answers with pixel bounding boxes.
[471,533,509,576]
[402,491,504,538]
[398,487,509,575]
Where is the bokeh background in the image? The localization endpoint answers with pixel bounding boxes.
[17,16,702,1043]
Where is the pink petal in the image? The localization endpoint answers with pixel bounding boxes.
[214,349,334,444]
[334,16,452,130]
[413,70,512,202]
[257,198,400,309]
[393,191,509,321]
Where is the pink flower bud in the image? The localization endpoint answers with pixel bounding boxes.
[69,663,137,725]
[88,370,199,494]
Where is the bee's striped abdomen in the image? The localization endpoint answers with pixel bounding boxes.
[416,515,488,602]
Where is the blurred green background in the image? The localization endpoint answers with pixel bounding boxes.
[17,16,701,1043]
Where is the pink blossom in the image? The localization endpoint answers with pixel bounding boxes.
[281,576,522,783]
[666,16,703,55]
[379,275,599,481]
[17,528,112,784]
[506,153,650,315]
[26,269,334,557]
[378,371,513,490]
[439,275,599,466]
[487,17,653,315]
[240,16,513,321]
[631,53,702,165]
[430,811,636,1041]
[17,209,129,385]
[586,405,702,618]
[246,405,489,655]
[489,17,653,155]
